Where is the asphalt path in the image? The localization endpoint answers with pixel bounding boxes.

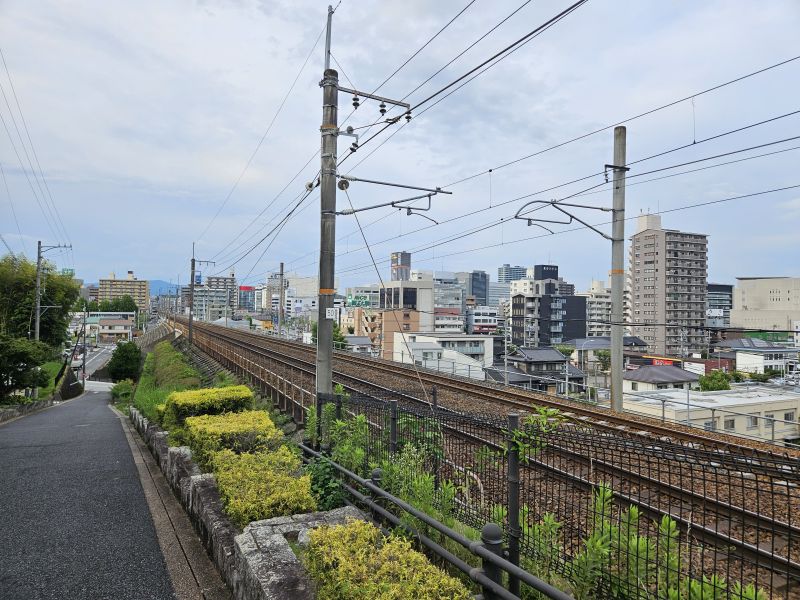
[0,388,175,599]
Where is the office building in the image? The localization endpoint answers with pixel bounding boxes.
[455,271,489,306]
[379,278,434,332]
[706,283,734,329]
[497,264,527,284]
[730,277,800,340]
[238,286,256,312]
[98,271,150,310]
[390,251,411,281]
[628,215,708,356]
[488,282,511,308]
[466,305,499,334]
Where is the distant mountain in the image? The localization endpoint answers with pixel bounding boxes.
[149,279,181,296]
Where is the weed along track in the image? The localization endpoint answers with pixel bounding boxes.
[174,318,800,597]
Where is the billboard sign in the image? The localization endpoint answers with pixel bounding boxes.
[347,294,370,307]
[61,268,75,277]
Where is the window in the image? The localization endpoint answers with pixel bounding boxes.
[703,421,714,431]
[631,382,638,391]
[724,418,736,431]
[747,414,760,430]
[784,411,795,423]
[402,324,410,331]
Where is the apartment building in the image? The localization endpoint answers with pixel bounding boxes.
[510,293,586,347]
[466,305,499,334]
[390,251,411,281]
[628,215,708,356]
[497,264,527,284]
[98,271,150,310]
[577,280,612,337]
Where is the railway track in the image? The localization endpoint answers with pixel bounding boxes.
[173,318,800,591]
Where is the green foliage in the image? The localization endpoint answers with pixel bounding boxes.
[111,379,135,401]
[509,407,565,463]
[99,295,138,312]
[305,458,346,511]
[730,370,745,383]
[396,413,443,460]
[0,334,50,399]
[555,344,574,359]
[330,414,368,474]
[305,519,471,600]
[698,370,731,391]
[162,384,253,429]
[132,349,200,423]
[152,341,201,389]
[747,372,772,383]
[36,360,64,399]
[595,349,611,372]
[305,401,338,447]
[107,341,142,382]
[212,447,316,529]
[185,410,283,471]
[657,514,680,598]
[214,371,237,387]
[311,321,347,347]
[0,254,79,346]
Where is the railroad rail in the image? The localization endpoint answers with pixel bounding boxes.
[170,317,800,594]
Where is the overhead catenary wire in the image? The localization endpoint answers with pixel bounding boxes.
[0,160,26,255]
[196,22,327,243]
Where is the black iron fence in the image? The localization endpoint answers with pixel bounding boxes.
[309,389,800,600]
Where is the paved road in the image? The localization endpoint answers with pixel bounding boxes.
[83,345,114,377]
[0,389,175,600]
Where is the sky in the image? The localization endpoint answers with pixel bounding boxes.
[1,0,799,292]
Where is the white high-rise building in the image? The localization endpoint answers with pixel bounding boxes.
[577,280,612,337]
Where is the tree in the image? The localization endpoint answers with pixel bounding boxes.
[107,341,142,381]
[0,254,79,346]
[99,295,137,312]
[698,370,730,391]
[595,349,611,372]
[555,344,574,360]
[311,322,347,347]
[0,334,50,400]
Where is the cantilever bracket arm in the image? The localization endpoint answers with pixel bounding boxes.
[338,174,452,195]
[336,192,436,216]
[513,200,614,241]
[336,86,411,110]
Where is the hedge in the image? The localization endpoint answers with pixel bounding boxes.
[162,385,253,429]
[305,519,471,600]
[185,410,283,470]
[212,447,316,529]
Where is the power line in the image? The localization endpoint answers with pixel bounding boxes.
[335,183,800,276]
[196,23,327,243]
[0,160,26,255]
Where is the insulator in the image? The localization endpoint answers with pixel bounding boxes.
[379,102,386,116]
[350,142,358,153]
[352,95,360,108]
[405,111,412,122]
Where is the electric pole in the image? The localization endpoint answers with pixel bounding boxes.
[315,4,338,400]
[278,261,285,337]
[33,240,71,398]
[609,126,627,412]
[188,244,215,345]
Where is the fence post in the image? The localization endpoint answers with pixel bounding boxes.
[389,400,398,454]
[432,385,438,410]
[316,392,324,451]
[371,468,383,504]
[480,523,505,600]
[506,412,521,597]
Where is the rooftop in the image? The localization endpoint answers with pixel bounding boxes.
[626,385,800,410]
[623,365,699,384]
[563,336,647,350]
[512,347,567,363]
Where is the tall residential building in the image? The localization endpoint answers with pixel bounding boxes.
[706,283,734,329]
[238,286,256,312]
[628,215,708,356]
[455,270,489,306]
[98,271,150,310]
[730,277,800,340]
[390,251,411,281]
[207,274,238,310]
[412,270,466,332]
[379,278,434,331]
[497,264,527,284]
[577,280,612,337]
[510,293,586,347]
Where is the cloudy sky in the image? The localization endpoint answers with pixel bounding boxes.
[1,0,798,292]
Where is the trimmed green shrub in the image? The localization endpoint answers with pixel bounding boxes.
[305,519,471,600]
[185,410,283,471]
[212,447,316,529]
[163,385,253,429]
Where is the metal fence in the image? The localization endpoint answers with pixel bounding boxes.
[313,389,800,600]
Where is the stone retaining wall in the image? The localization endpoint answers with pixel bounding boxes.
[128,408,363,600]
[0,397,56,424]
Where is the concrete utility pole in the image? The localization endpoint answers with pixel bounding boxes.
[610,126,627,412]
[33,239,71,398]
[278,261,285,337]
[188,246,215,345]
[315,4,338,400]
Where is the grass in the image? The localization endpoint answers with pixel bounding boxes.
[124,341,203,420]
[39,360,64,399]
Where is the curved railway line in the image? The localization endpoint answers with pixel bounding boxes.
[172,318,800,593]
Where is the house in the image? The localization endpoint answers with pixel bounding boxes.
[623,365,698,392]
[394,340,485,380]
[98,318,134,343]
[492,347,586,394]
[562,336,648,372]
[713,338,798,375]
[343,335,375,355]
